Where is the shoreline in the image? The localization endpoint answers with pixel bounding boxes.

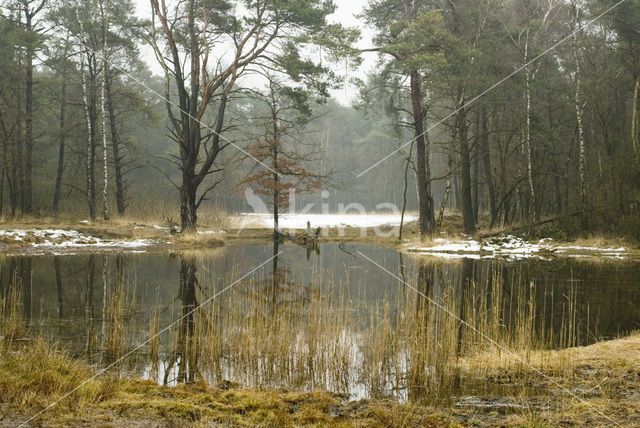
[0,217,636,261]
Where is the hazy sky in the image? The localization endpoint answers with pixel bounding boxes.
[133,0,376,105]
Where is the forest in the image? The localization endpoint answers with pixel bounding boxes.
[0,0,638,239]
[3,1,640,427]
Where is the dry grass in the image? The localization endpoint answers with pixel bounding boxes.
[170,232,225,248]
[2,332,638,427]
[0,338,462,427]
[564,235,635,250]
[0,338,118,410]
[0,205,230,236]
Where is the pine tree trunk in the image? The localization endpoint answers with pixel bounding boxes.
[78,14,96,220]
[456,97,475,234]
[410,71,435,239]
[52,77,67,214]
[399,143,413,241]
[11,54,23,217]
[105,79,125,215]
[472,116,479,224]
[633,78,640,166]
[480,107,496,226]
[23,12,34,214]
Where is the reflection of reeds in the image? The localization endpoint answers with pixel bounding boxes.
[196,278,356,394]
[102,257,136,372]
[173,262,582,405]
[104,276,124,365]
[0,272,25,342]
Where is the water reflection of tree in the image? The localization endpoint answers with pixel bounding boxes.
[164,257,201,384]
[20,259,32,323]
[457,258,475,353]
[405,258,478,404]
[407,259,434,403]
[85,255,97,361]
[270,238,309,308]
[269,238,313,309]
[54,257,64,318]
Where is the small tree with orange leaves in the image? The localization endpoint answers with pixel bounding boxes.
[241,80,324,236]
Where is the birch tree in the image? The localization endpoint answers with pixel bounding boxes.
[503,0,561,223]
[571,0,587,231]
[99,0,109,220]
[76,9,97,220]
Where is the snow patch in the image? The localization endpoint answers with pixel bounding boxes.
[0,229,152,251]
[406,235,629,260]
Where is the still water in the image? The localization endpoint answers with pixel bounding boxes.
[2,243,639,402]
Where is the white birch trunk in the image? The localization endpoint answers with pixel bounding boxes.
[78,12,94,220]
[524,33,537,223]
[572,13,587,231]
[100,0,110,220]
[80,51,92,213]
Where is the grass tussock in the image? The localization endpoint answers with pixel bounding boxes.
[0,338,117,409]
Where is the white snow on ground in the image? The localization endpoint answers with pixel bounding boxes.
[406,235,629,260]
[232,213,419,229]
[0,229,152,250]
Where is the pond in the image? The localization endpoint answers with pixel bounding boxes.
[2,243,640,404]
